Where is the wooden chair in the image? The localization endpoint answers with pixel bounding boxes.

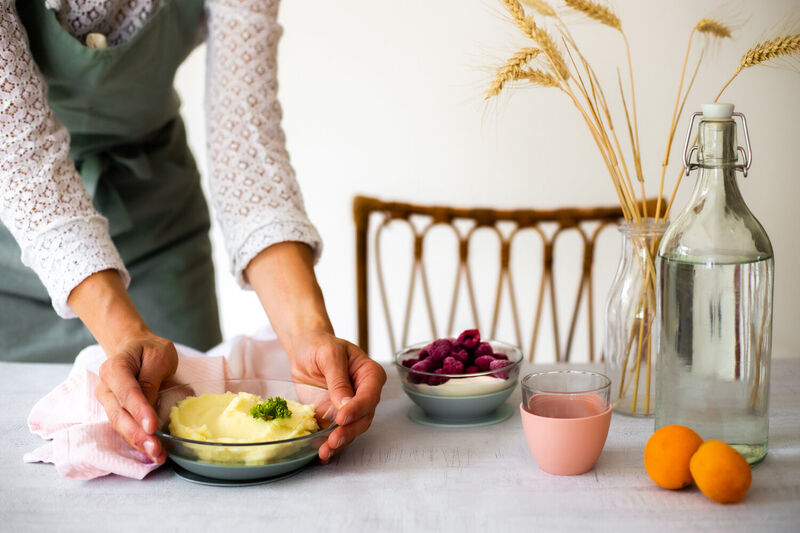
[353,195,663,362]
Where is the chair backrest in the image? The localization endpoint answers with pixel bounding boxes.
[354,195,663,362]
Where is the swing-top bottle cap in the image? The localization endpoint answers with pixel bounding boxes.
[702,103,735,119]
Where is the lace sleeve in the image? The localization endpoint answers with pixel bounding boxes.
[0,2,129,318]
[205,0,323,289]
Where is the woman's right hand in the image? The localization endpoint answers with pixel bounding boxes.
[95,333,177,464]
[68,269,177,463]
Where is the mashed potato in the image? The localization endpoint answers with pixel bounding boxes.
[169,392,319,465]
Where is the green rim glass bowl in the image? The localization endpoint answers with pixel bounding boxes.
[155,378,337,481]
[394,340,523,423]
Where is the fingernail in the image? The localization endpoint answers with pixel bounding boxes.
[336,436,345,449]
[340,397,352,407]
[142,417,154,433]
[342,414,352,426]
[144,440,155,458]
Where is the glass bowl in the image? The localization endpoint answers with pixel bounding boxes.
[155,378,337,481]
[394,340,523,422]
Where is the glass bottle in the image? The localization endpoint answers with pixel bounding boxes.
[655,103,773,464]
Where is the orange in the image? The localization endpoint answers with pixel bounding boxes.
[644,425,703,489]
[689,440,752,503]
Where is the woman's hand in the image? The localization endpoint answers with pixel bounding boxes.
[68,269,175,463]
[245,242,387,463]
[95,333,177,464]
[288,330,386,463]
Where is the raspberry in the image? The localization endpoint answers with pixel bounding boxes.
[428,338,454,361]
[465,366,479,374]
[489,359,513,379]
[428,368,450,385]
[450,348,469,363]
[475,342,493,357]
[427,356,443,371]
[456,329,480,352]
[442,356,465,375]
[475,355,495,372]
[411,360,434,373]
[493,352,509,361]
[489,359,512,370]
[418,348,431,360]
[402,357,419,368]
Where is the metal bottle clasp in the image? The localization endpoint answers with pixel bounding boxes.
[682,111,753,177]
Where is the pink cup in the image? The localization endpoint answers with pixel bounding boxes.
[520,370,612,476]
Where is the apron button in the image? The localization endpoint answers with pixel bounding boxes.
[86,33,108,50]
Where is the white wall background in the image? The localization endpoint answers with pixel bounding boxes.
[175,0,800,363]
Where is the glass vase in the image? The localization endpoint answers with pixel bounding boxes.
[604,220,667,417]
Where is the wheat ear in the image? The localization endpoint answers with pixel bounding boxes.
[501,0,532,34]
[740,33,800,68]
[487,49,552,97]
[487,68,558,98]
[716,34,800,106]
[696,18,733,39]
[534,26,570,80]
[564,0,621,30]
[501,0,570,82]
[521,0,556,17]
[526,70,560,87]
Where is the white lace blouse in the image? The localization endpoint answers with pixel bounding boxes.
[0,0,322,318]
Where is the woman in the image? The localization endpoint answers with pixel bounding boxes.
[0,0,385,465]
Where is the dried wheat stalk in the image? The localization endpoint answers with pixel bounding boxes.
[564,2,642,189]
[498,0,638,221]
[655,18,732,220]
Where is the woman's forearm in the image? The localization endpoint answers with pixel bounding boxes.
[67,269,150,350]
[245,241,386,463]
[244,241,334,357]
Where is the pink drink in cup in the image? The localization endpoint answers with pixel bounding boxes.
[527,393,608,418]
[520,371,612,475]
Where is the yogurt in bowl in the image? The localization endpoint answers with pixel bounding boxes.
[408,374,512,397]
[394,332,523,423]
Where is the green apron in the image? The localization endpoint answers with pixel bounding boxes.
[0,0,222,362]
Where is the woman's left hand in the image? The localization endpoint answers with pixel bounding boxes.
[245,242,387,462]
[287,330,386,463]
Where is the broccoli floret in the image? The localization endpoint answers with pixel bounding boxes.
[250,397,292,421]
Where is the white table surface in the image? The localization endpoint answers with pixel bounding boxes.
[1,359,798,533]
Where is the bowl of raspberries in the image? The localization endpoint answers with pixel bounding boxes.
[394,329,523,425]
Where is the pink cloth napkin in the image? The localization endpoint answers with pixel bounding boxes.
[24,328,293,480]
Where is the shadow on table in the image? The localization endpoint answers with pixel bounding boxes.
[727,425,800,505]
